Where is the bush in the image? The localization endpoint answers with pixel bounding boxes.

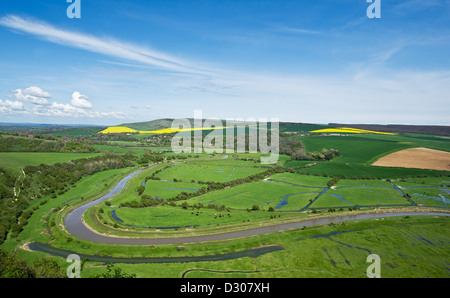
[251,204,260,211]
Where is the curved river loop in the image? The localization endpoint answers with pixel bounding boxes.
[57,168,450,246]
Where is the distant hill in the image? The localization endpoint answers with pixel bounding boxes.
[2,120,447,137]
[278,122,331,132]
[116,119,450,136]
[117,119,331,132]
[0,123,104,134]
[329,123,450,137]
[118,119,175,131]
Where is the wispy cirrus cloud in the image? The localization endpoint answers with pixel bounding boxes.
[1,14,449,125]
[271,25,322,35]
[0,15,208,75]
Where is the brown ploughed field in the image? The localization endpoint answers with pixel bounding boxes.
[372,147,450,171]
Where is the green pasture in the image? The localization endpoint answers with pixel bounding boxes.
[153,158,267,183]
[407,188,449,208]
[393,177,450,208]
[186,173,325,211]
[324,179,408,208]
[362,132,450,152]
[300,135,409,164]
[394,176,450,187]
[294,161,449,179]
[143,180,202,199]
[333,179,392,188]
[299,132,450,165]
[0,152,100,169]
[268,172,330,187]
[313,188,408,209]
[280,123,331,132]
[16,215,450,278]
[103,205,286,230]
[87,216,450,278]
[109,167,449,219]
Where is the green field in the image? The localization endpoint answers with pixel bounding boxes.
[20,215,450,278]
[0,152,100,169]
[300,133,450,165]
[93,170,449,233]
[152,158,267,183]
[1,122,449,279]
[292,161,449,178]
[300,135,409,164]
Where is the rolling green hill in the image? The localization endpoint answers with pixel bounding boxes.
[118,119,175,131]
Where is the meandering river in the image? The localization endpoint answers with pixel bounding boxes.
[64,168,450,245]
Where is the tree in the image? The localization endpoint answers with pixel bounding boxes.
[136,185,145,196]
[181,201,189,209]
[93,264,136,278]
[0,248,34,278]
[32,258,65,278]
[0,248,65,278]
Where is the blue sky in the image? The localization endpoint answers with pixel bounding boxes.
[0,0,449,125]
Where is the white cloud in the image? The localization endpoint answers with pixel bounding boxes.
[70,91,92,109]
[1,86,125,120]
[0,99,24,112]
[12,86,51,105]
[22,86,51,98]
[28,102,125,119]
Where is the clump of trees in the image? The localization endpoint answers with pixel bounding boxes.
[279,136,340,161]
[120,194,165,208]
[0,248,65,278]
[137,149,165,164]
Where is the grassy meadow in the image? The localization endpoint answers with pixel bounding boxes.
[1,122,449,278]
[0,152,100,169]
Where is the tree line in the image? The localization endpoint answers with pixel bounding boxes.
[0,135,95,153]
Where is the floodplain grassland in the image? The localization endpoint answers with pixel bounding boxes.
[1,122,449,279]
[90,166,449,236]
[23,214,450,278]
[152,158,268,183]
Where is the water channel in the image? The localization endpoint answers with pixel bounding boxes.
[64,168,450,245]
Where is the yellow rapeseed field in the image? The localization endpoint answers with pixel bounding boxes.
[99,127,138,134]
[139,126,228,134]
[310,127,396,135]
[99,126,228,134]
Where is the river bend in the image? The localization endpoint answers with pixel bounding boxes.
[64,169,450,245]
